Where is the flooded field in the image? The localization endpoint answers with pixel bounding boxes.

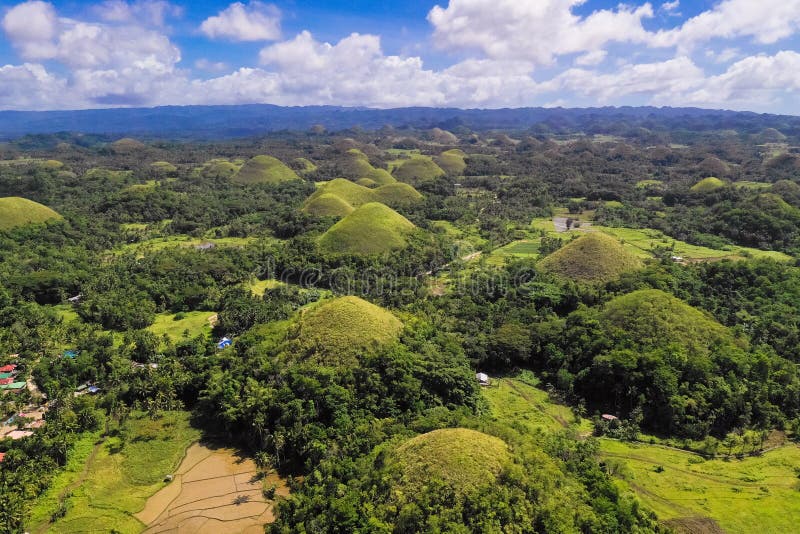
[136,443,289,533]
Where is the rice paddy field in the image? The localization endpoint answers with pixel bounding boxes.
[28,412,201,534]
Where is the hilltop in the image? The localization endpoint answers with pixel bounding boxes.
[0,197,62,230]
[304,179,422,217]
[232,155,300,185]
[318,202,416,254]
[436,149,467,175]
[337,149,396,184]
[690,176,726,193]
[290,296,403,366]
[302,193,355,218]
[387,428,510,494]
[539,232,642,283]
[392,155,446,185]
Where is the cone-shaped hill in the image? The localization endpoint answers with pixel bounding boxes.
[302,193,355,218]
[392,156,446,185]
[304,179,422,218]
[318,202,416,255]
[690,177,726,193]
[386,429,511,494]
[601,289,742,356]
[539,233,642,284]
[337,149,396,184]
[290,296,404,366]
[436,149,467,175]
[0,197,62,230]
[232,155,300,184]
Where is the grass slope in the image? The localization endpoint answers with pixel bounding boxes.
[28,412,200,534]
[199,158,240,178]
[436,149,467,175]
[539,232,642,283]
[389,428,511,494]
[232,155,300,185]
[691,177,726,193]
[0,197,62,230]
[601,289,739,355]
[147,311,214,343]
[293,296,403,365]
[318,202,416,255]
[374,182,424,206]
[308,178,377,207]
[302,193,355,218]
[391,155,446,184]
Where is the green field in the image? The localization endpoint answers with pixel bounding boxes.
[487,239,540,265]
[28,412,200,533]
[599,439,800,533]
[147,311,215,342]
[112,235,255,256]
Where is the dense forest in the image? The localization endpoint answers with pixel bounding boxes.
[1,117,799,533]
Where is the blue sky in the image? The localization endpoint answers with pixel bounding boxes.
[1,0,800,112]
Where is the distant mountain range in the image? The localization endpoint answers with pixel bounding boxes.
[0,104,798,140]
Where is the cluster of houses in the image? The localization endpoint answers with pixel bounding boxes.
[0,363,25,393]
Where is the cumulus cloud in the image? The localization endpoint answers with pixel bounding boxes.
[428,0,654,65]
[93,0,182,26]
[1,1,59,59]
[200,1,280,42]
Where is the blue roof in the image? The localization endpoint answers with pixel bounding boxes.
[63,350,78,358]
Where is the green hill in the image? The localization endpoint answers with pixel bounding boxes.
[364,168,397,185]
[392,156,446,184]
[150,161,177,174]
[306,179,422,213]
[690,176,726,193]
[374,182,424,207]
[428,128,459,144]
[302,193,355,218]
[356,178,378,188]
[232,155,300,185]
[292,296,403,365]
[111,138,146,152]
[388,429,510,494]
[601,289,739,355]
[318,202,416,255]
[199,159,239,178]
[436,149,467,176]
[41,159,64,170]
[339,149,376,179]
[293,157,317,173]
[0,197,62,230]
[539,232,642,283]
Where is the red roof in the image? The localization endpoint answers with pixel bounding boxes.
[0,378,13,385]
[0,453,5,462]
[0,365,16,373]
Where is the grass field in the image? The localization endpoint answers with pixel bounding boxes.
[487,239,540,265]
[147,311,215,342]
[28,412,200,534]
[112,235,255,256]
[599,439,800,533]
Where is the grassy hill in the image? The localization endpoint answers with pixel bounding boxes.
[365,168,397,185]
[232,155,300,185]
[110,137,146,152]
[292,296,403,365]
[436,149,467,175]
[293,157,317,173]
[539,232,642,283]
[388,428,510,494]
[150,161,177,174]
[305,179,422,216]
[0,197,62,230]
[392,155,446,184]
[198,158,240,178]
[302,193,355,218]
[601,289,740,355]
[318,202,416,255]
[690,176,726,193]
[356,177,378,187]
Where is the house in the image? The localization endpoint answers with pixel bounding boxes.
[88,386,100,394]
[0,364,17,373]
[0,452,6,463]
[1,382,26,392]
[195,242,216,250]
[601,414,619,422]
[217,337,232,349]
[63,350,78,359]
[68,294,82,304]
[476,372,490,386]
[671,255,684,262]
[0,373,12,380]
[25,420,45,430]
[0,378,12,386]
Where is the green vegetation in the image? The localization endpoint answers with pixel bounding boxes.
[373,181,424,206]
[198,158,239,178]
[147,310,214,342]
[302,192,355,218]
[307,178,377,207]
[388,428,511,493]
[690,176,726,193]
[436,149,467,175]
[318,202,417,254]
[539,232,643,283]
[355,177,378,187]
[293,157,317,173]
[391,154,446,184]
[150,161,177,173]
[28,412,200,533]
[0,197,62,230]
[305,178,422,213]
[290,295,403,365]
[232,155,300,184]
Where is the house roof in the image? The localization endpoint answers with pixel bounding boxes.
[0,364,17,372]
[1,382,26,390]
[0,373,13,379]
[0,378,13,385]
[6,430,33,440]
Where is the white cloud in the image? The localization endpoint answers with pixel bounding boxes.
[0,62,68,109]
[93,0,182,26]
[1,1,59,59]
[652,0,800,49]
[428,0,654,65]
[200,1,280,42]
[575,50,607,66]
[661,0,680,14]
[195,58,229,72]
